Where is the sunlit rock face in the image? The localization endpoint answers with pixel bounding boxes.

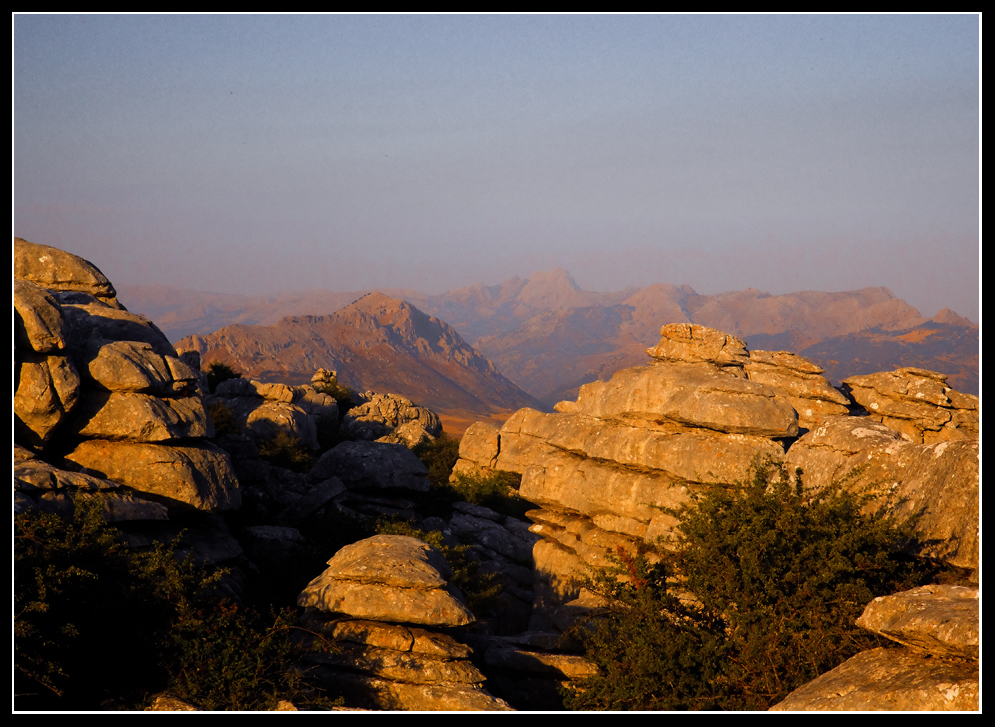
[455,322,978,635]
[14,237,239,516]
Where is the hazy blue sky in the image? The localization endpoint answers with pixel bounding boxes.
[14,14,980,321]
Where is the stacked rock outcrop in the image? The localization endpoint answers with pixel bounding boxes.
[455,324,810,627]
[772,585,979,710]
[345,392,443,448]
[455,322,979,640]
[297,535,513,710]
[843,367,979,443]
[14,238,240,517]
[743,350,852,429]
[209,376,339,451]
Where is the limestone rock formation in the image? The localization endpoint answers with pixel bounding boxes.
[856,585,979,662]
[62,440,239,514]
[843,367,979,443]
[210,377,340,451]
[456,321,979,637]
[771,585,979,710]
[785,417,979,572]
[298,535,475,627]
[455,323,806,627]
[13,238,240,516]
[297,535,512,710]
[345,392,443,448]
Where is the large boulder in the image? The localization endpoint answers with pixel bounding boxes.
[14,352,81,447]
[64,440,240,513]
[344,392,443,448]
[297,535,475,627]
[14,237,120,306]
[571,362,798,437]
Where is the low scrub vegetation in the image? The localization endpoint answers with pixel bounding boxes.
[14,498,336,711]
[564,458,940,711]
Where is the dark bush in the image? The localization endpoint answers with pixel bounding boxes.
[206,400,241,436]
[312,377,356,417]
[205,362,242,394]
[15,499,335,710]
[412,436,461,489]
[565,458,936,711]
[257,431,315,473]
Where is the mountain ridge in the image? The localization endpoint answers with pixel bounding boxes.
[132,271,978,404]
[176,292,545,419]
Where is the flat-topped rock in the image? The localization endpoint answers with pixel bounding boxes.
[297,535,475,627]
[646,323,749,366]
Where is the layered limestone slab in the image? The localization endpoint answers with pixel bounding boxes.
[64,440,240,513]
[518,449,687,536]
[769,647,978,711]
[786,417,979,571]
[844,368,979,443]
[70,391,212,441]
[502,407,784,486]
[298,536,475,627]
[573,362,798,437]
[645,323,750,365]
[744,350,850,428]
[856,585,979,662]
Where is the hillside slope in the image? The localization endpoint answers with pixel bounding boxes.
[176,292,544,417]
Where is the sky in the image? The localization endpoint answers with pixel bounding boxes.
[14,14,980,322]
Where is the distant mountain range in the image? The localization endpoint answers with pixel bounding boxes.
[123,269,979,412]
[175,292,544,418]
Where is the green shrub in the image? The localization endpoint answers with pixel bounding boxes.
[448,470,530,519]
[565,458,936,711]
[15,497,137,707]
[205,362,242,394]
[412,436,462,489]
[258,431,315,473]
[207,401,241,437]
